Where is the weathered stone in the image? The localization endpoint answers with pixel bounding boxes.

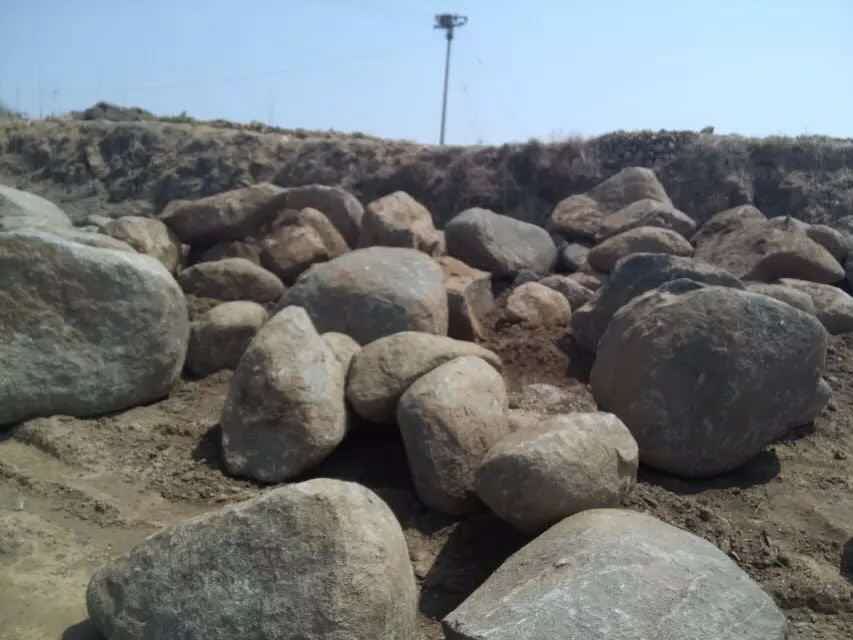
[566,270,606,291]
[586,166,672,212]
[745,282,817,315]
[178,258,285,303]
[281,184,364,247]
[32,227,137,253]
[572,253,744,352]
[359,191,441,255]
[807,224,849,263]
[694,211,844,283]
[260,222,330,283]
[347,332,501,425]
[446,207,557,276]
[591,282,828,477]
[87,479,417,640]
[505,282,571,327]
[322,332,362,375]
[548,195,603,241]
[778,278,853,334]
[160,183,287,246]
[555,242,590,272]
[284,247,448,344]
[538,274,595,310]
[186,301,268,377]
[0,230,188,425]
[587,226,693,272]
[437,256,495,341]
[443,509,786,640]
[221,307,347,482]
[476,413,638,533]
[596,198,696,241]
[0,185,71,231]
[397,356,509,514]
[104,215,182,273]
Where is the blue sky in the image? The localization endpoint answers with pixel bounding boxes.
[1,0,851,144]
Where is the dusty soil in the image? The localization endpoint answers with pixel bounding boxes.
[1,323,851,639]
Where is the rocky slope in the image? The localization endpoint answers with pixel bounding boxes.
[1,114,851,227]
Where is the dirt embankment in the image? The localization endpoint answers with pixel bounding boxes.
[1,117,852,228]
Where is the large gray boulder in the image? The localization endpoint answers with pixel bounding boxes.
[591,282,829,477]
[778,278,853,334]
[359,191,442,255]
[745,282,817,315]
[186,301,268,377]
[572,253,744,352]
[443,509,786,640]
[281,184,364,247]
[476,413,638,534]
[806,224,849,263]
[347,332,501,425]
[221,307,347,482]
[87,479,417,640]
[693,210,844,283]
[104,215,182,273]
[586,166,672,212]
[178,258,285,303]
[446,207,557,276]
[0,230,188,426]
[160,183,287,247]
[596,198,696,241]
[0,184,71,231]
[397,356,509,514]
[284,247,448,344]
[587,226,693,272]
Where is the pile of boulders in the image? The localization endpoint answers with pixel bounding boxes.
[6,162,848,638]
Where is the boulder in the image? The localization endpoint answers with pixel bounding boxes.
[322,332,362,375]
[505,282,571,327]
[476,413,638,533]
[87,479,417,640]
[186,301,268,377]
[347,332,501,425]
[446,207,557,276]
[260,222,330,283]
[596,198,696,241]
[591,282,829,477]
[178,258,285,303]
[566,270,606,291]
[443,509,786,640]
[197,240,262,265]
[547,195,603,241]
[104,215,182,273]
[284,247,448,344]
[397,356,509,514]
[220,307,347,482]
[807,224,849,263]
[359,191,441,255]
[160,183,287,247]
[32,227,137,253]
[0,230,188,425]
[555,241,590,272]
[586,166,672,212]
[437,256,495,341]
[0,184,71,231]
[83,214,112,231]
[745,282,816,315]
[281,184,364,247]
[778,278,853,334]
[537,274,595,310]
[572,253,744,351]
[587,226,694,272]
[693,211,844,283]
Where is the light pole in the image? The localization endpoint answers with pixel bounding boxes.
[434,13,468,145]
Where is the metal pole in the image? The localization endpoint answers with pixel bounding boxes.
[439,30,453,145]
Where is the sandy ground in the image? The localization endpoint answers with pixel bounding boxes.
[0,324,851,639]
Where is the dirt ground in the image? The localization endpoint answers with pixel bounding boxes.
[0,321,851,639]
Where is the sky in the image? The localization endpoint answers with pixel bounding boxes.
[1,0,851,144]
